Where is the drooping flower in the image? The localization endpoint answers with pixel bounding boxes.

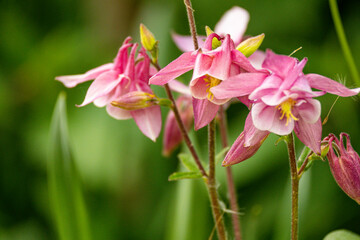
[150,33,259,129]
[325,133,360,204]
[172,6,250,52]
[56,38,161,141]
[212,50,360,164]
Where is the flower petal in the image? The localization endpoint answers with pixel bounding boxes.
[214,6,249,45]
[106,104,132,120]
[55,63,114,88]
[193,98,219,130]
[296,98,321,124]
[294,117,322,154]
[251,102,276,131]
[306,74,360,97]
[206,35,232,80]
[211,72,268,99]
[149,51,198,85]
[168,79,191,96]
[131,106,162,141]
[77,71,121,107]
[248,50,266,69]
[262,49,297,77]
[223,114,269,166]
[171,33,206,52]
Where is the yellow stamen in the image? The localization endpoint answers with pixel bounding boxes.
[276,98,299,126]
[203,75,221,101]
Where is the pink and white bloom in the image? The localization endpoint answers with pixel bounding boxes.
[56,38,161,141]
[149,33,259,129]
[214,50,360,165]
[172,6,249,52]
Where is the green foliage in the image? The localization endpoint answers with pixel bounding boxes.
[48,92,91,240]
[324,229,360,240]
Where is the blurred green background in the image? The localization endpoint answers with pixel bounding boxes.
[1,0,360,239]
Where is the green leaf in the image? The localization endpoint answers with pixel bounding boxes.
[48,92,91,240]
[178,153,199,172]
[324,229,360,240]
[215,146,230,165]
[168,172,202,181]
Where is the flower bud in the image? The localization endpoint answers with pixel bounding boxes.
[111,91,158,110]
[163,96,193,156]
[140,24,158,62]
[325,133,360,204]
[236,33,265,57]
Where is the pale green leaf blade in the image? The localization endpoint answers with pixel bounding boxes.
[178,153,199,172]
[168,171,202,181]
[48,92,91,240]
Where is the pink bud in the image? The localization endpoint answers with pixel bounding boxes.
[325,133,360,204]
[111,91,157,110]
[163,97,193,156]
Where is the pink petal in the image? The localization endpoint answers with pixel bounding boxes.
[193,98,219,130]
[190,77,210,99]
[149,51,198,85]
[214,6,249,45]
[294,117,322,154]
[223,114,269,166]
[262,50,297,78]
[113,40,133,72]
[162,110,181,156]
[168,80,191,96]
[106,104,132,120]
[279,58,307,90]
[77,71,122,107]
[131,106,162,141]
[306,74,360,97]
[248,50,266,69]
[192,53,213,80]
[135,47,151,82]
[248,74,282,102]
[55,63,114,88]
[296,98,321,124]
[171,33,206,52]
[251,103,276,131]
[206,35,232,80]
[269,111,295,135]
[211,73,268,99]
[231,50,259,73]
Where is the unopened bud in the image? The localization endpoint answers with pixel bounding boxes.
[111,91,158,110]
[236,33,265,57]
[140,24,159,62]
[325,133,360,204]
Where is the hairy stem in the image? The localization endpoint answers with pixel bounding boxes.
[219,106,242,240]
[329,0,360,86]
[208,119,227,240]
[183,0,199,50]
[286,133,299,240]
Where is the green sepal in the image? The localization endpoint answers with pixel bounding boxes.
[168,171,203,181]
[236,33,265,57]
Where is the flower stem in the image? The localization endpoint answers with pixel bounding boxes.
[183,0,199,50]
[286,133,299,240]
[219,106,242,240]
[329,0,360,86]
[208,119,227,240]
[163,83,208,178]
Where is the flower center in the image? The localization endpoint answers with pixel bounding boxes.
[204,75,221,101]
[276,98,299,126]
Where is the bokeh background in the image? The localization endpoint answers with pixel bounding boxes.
[1,0,360,239]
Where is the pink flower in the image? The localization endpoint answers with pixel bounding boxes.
[325,133,360,204]
[172,6,250,52]
[56,37,161,141]
[214,50,360,165]
[150,33,258,129]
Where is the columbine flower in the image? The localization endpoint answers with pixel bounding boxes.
[150,33,258,129]
[56,38,161,141]
[172,6,249,52]
[325,133,360,204]
[213,50,360,165]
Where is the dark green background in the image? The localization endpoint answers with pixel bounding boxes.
[0,0,359,239]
